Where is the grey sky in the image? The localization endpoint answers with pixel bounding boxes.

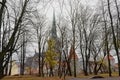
[37,0,98,19]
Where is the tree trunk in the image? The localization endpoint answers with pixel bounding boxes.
[63,50,72,76]
[73,48,76,77]
[0,0,6,51]
[0,58,4,76]
[67,60,72,76]
[94,61,98,75]
[0,0,28,76]
[58,49,62,77]
[0,0,6,77]
[114,0,120,76]
[107,0,120,76]
[8,56,12,75]
[20,33,26,75]
[49,67,54,77]
[38,41,41,76]
[84,29,88,76]
[41,56,44,77]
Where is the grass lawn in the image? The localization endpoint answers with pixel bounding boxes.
[1,75,72,80]
[1,72,119,80]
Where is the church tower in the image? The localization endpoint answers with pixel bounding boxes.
[51,10,57,39]
[44,10,60,76]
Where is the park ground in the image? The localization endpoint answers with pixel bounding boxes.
[1,73,120,80]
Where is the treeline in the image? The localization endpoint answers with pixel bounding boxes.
[0,0,120,78]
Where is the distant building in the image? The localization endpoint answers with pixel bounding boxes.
[25,52,40,75]
[114,63,119,71]
[104,54,115,71]
[10,61,20,75]
[68,45,81,74]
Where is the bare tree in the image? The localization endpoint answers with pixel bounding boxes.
[101,0,112,76]
[107,0,120,76]
[65,0,81,77]
[0,0,7,76]
[0,0,30,77]
[57,17,72,77]
[30,10,47,76]
[77,5,91,76]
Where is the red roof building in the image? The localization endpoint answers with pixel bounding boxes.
[68,45,78,60]
[104,54,115,60]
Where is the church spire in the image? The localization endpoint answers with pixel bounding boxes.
[51,9,57,39]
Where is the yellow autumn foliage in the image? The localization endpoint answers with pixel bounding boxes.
[45,38,58,67]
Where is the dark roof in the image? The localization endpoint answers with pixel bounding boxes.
[25,57,33,67]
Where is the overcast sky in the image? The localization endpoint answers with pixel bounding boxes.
[37,0,99,20]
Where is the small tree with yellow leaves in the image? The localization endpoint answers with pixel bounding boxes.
[45,38,57,76]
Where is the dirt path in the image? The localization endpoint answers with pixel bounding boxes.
[68,77,120,80]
